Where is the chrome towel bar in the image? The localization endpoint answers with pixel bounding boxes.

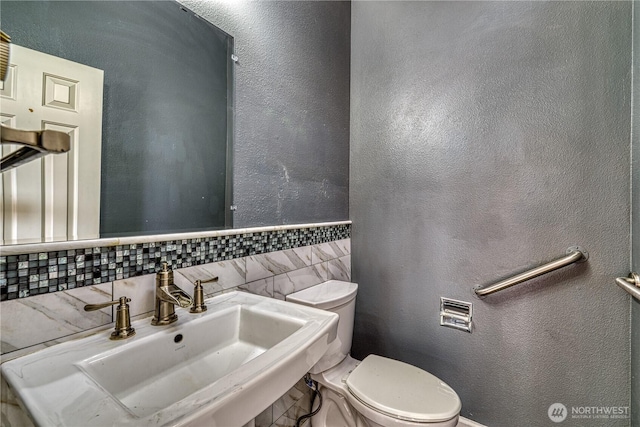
[614,273,640,301]
[474,247,588,297]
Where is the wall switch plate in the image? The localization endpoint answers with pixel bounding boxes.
[440,297,473,333]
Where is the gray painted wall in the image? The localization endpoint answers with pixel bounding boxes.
[179,0,351,227]
[350,2,632,426]
[2,0,350,233]
[632,1,639,425]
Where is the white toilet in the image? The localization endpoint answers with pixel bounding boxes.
[286,280,461,427]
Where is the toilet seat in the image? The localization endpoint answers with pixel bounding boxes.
[345,355,461,423]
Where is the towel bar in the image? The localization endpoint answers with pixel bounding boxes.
[474,247,588,297]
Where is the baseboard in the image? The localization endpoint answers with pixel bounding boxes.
[457,415,488,427]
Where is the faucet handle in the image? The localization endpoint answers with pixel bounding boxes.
[84,296,131,311]
[85,296,136,340]
[190,276,218,313]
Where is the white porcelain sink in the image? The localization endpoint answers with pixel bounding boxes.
[1,291,338,427]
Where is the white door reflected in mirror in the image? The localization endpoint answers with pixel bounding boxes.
[0,45,103,245]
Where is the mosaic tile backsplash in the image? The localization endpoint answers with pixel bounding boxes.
[0,224,350,301]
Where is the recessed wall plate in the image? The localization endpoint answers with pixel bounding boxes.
[440,297,473,333]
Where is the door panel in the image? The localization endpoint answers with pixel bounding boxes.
[0,45,103,244]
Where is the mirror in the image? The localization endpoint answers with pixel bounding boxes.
[0,0,233,245]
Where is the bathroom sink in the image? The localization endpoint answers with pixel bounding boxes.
[79,304,306,418]
[1,291,338,427]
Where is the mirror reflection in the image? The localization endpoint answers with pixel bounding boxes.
[0,0,233,245]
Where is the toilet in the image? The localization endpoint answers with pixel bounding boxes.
[286,280,461,427]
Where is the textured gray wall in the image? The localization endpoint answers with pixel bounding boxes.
[2,0,350,234]
[632,1,639,425]
[179,0,351,227]
[350,2,632,426]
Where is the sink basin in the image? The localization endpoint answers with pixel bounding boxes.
[1,291,338,426]
[80,304,306,418]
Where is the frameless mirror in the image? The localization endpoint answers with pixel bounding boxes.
[0,0,233,245]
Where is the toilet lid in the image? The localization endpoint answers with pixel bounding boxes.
[286,280,358,310]
[345,355,461,423]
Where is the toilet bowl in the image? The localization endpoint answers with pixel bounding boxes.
[286,281,461,427]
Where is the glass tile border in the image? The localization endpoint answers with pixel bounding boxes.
[0,224,350,301]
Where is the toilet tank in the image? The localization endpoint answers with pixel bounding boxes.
[286,280,358,374]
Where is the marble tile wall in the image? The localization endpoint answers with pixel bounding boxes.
[0,238,351,426]
[256,378,314,427]
[0,283,113,355]
[0,238,350,356]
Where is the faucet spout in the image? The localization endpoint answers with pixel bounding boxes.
[157,284,193,308]
[151,263,193,326]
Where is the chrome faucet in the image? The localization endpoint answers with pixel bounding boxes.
[151,262,193,326]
